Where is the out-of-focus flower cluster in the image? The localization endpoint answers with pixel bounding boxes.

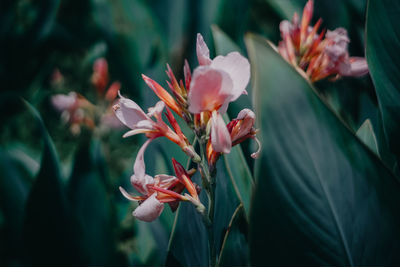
[115,34,260,221]
[278,0,369,82]
[51,58,121,135]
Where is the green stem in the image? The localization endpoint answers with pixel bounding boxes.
[197,136,217,267]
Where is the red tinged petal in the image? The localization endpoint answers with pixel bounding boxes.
[300,0,314,45]
[142,74,182,116]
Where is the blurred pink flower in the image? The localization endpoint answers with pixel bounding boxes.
[278,0,368,82]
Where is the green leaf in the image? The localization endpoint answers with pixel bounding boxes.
[217,204,248,267]
[356,119,379,156]
[22,101,82,266]
[223,149,254,220]
[366,0,400,158]
[166,159,241,267]
[0,149,31,264]
[67,139,115,266]
[246,34,400,266]
[211,25,241,55]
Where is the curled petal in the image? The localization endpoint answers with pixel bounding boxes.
[196,33,212,66]
[131,139,154,194]
[211,111,231,154]
[340,57,369,77]
[188,66,233,113]
[210,52,250,102]
[147,101,165,119]
[251,137,262,159]
[132,193,164,222]
[232,109,256,142]
[113,93,148,129]
[119,186,144,201]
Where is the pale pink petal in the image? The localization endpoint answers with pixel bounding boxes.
[113,93,149,129]
[133,193,164,222]
[211,111,232,154]
[188,66,233,113]
[131,139,154,194]
[279,20,292,38]
[147,101,165,119]
[196,33,212,66]
[51,92,77,111]
[210,52,250,102]
[119,186,140,201]
[341,57,369,77]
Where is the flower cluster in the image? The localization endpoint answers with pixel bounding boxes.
[277,0,368,82]
[114,33,260,221]
[51,58,121,135]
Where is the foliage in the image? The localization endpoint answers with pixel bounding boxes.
[1,0,400,266]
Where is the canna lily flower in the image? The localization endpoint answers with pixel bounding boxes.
[51,92,95,135]
[188,33,251,153]
[119,157,200,222]
[113,92,199,161]
[277,0,368,82]
[207,109,261,166]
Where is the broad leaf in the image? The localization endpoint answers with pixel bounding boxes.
[356,119,379,156]
[246,34,400,266]
[166,159,240,267]
[22,102,82,266]
[366,0,400,158]
[217,204,248,267]
[68,138,115,266]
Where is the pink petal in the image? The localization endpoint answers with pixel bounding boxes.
[131,139,154,194]
[51,92,77,111]
[188,66,233,113]
[147,101,165,119]
[211,111,232,154]
[210,52,250,102]
[133,193,164,222]
[233,109,255,142]
[113,93,149,129]
[196,33,212,66]
[342,57,369,77]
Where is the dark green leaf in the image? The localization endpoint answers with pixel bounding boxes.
[246,34,400,266]
[366,0,400,158]
[22,101,82,266]
[0,149,31,264]
[68,139,115,266]
[356,119,379,156]
[166,159,240,267]
[217,204,248,267]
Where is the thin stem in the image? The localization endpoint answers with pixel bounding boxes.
[196,136,217,267]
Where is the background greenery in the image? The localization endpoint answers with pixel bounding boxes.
[1,0,399,266]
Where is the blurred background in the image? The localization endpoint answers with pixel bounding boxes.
[0,0,378,266]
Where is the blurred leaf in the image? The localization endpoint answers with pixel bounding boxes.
[68,138,115,266]
[211,25,241,55]
[366,0,400,159]
[223,148,254,220]
[0,149,31,264]
[217,204,248,267]
[22,101,82,266]
[246,34,400,266]
[356,119,379,156]
[166,158,241,267]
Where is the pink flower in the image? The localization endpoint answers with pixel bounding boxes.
[188,34,250,154]
[113,92,198,160]
[277,0,368,82]
[207,109,261,166]
[189,33,250,114]
[119,158,199,222]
